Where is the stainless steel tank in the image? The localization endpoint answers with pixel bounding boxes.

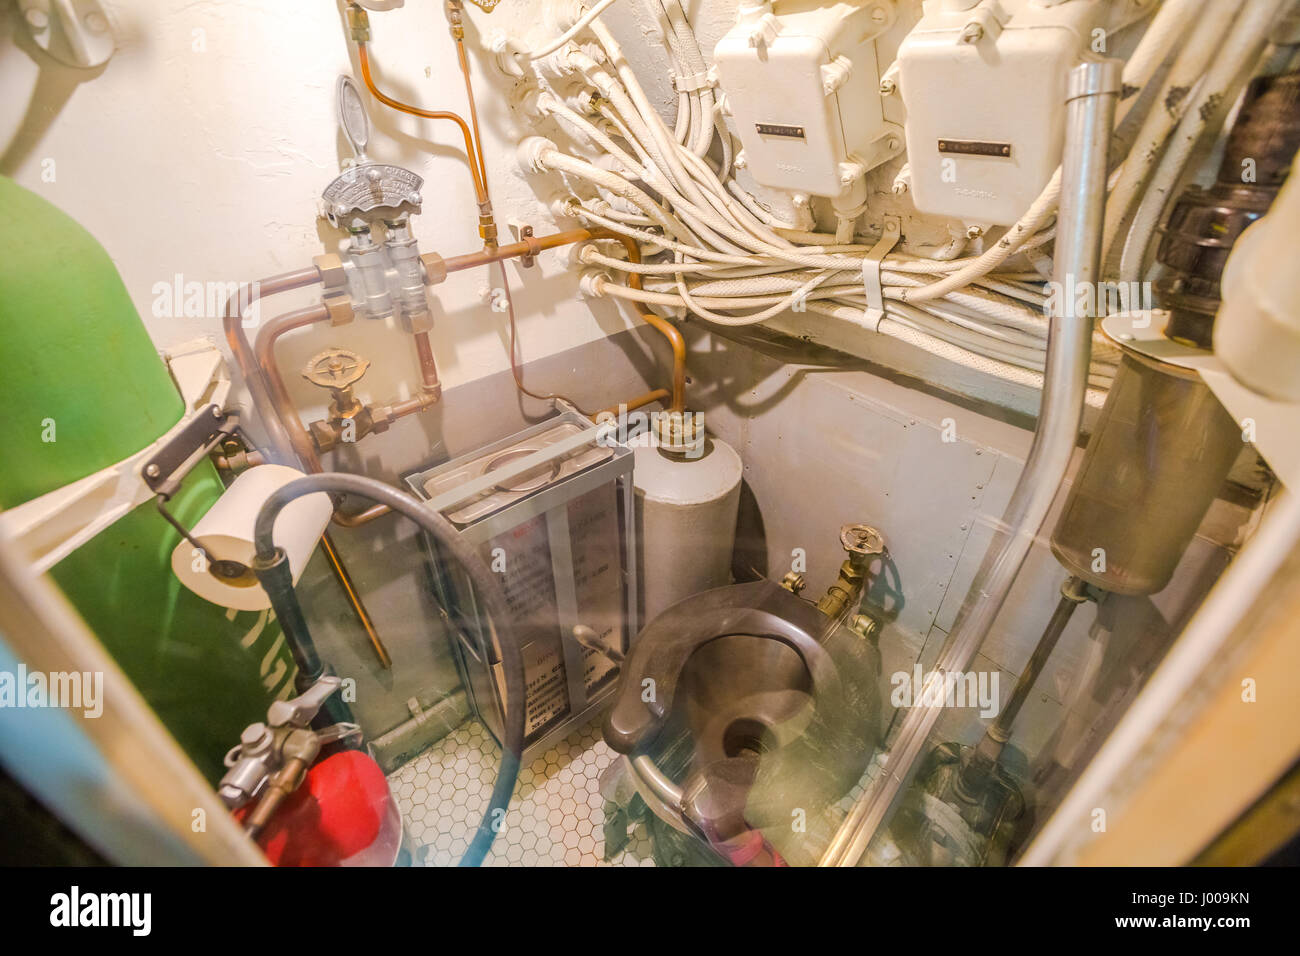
[1050,350,1242,596]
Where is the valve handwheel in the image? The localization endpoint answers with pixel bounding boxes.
[303,347,370,391]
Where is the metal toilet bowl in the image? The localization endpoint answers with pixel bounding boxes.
[603,578,881,855]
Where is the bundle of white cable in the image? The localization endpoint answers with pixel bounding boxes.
[499,0,1224,395]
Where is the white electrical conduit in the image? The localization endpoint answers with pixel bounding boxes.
[525,0,625,61]
[586,22,806,259]
[806,301,1111,407]
[586,23,723,226]
[591,274,1117,383]
[523,0,1194,387]
[899,170,1063,304]
[727,180,800,231]
[667,0,715,157]
[1115,0,1210,125]
[574,51,697,200]
[537,93,646,180]
[653,0,715,156]
[529,2,1123,384]
[1118,0,1287,285]
[671,256,837,325]
[534,144,694,241]
[1101,0,1247,264]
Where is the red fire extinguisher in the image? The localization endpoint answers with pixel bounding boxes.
[219,675,403,866]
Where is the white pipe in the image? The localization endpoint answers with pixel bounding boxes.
[1118,0,1285,284]
[1115,0,1210,125]
[526,0,625,60]
[1102,0,1247,263]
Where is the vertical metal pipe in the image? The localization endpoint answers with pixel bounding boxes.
[221,269,321,465]
[320,532,392,670]
[988,577,1087,744]
[821,59,1122,867]
[252,551,325,685]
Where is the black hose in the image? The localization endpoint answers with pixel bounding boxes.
[251,472,523,868]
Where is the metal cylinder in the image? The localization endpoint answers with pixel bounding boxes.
[1050,351,1241,596]
[633,435,743,624]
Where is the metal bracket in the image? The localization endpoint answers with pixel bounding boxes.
[520,224,540,268]
[861,216,901,331]
[141,404,240,498]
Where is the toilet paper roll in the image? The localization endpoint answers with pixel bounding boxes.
[171,464,333,611]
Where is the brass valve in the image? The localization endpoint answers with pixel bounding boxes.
[302,348,389,452]
[817,523,887,620]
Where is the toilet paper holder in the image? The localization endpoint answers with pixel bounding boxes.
[143,402,250,582]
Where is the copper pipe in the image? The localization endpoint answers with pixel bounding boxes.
[441,229,686,410]
[214,449,266,471]
[390,393,441,419]
[414,331,442,397]
[332,502,393,526]
[441,228,607,273]
[253,304,330,474]
[252,231,685,521]
[444,0,497,245]
[598,389,671,419]
[446,1,489,201]
[600,232,688,413]
[321,532,392,669]
[221,267,322,464]
[250,231,686,462]
[355,42,488,206]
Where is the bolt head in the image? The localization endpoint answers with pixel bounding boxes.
[144,463,160,478]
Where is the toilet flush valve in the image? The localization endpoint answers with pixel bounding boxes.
[816,523,886,620]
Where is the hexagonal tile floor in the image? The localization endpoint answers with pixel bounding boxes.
[388,719,656,867]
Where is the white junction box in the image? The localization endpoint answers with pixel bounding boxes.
[714,1,903,200]
[897,0,1115,226]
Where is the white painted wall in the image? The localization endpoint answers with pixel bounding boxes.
[0,0,711,427]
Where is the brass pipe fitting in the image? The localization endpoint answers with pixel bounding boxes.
[816,525,886,621]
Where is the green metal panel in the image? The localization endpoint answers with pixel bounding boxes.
[3,178,298,783]
[0,176,183,510]
[48,466,298,783]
